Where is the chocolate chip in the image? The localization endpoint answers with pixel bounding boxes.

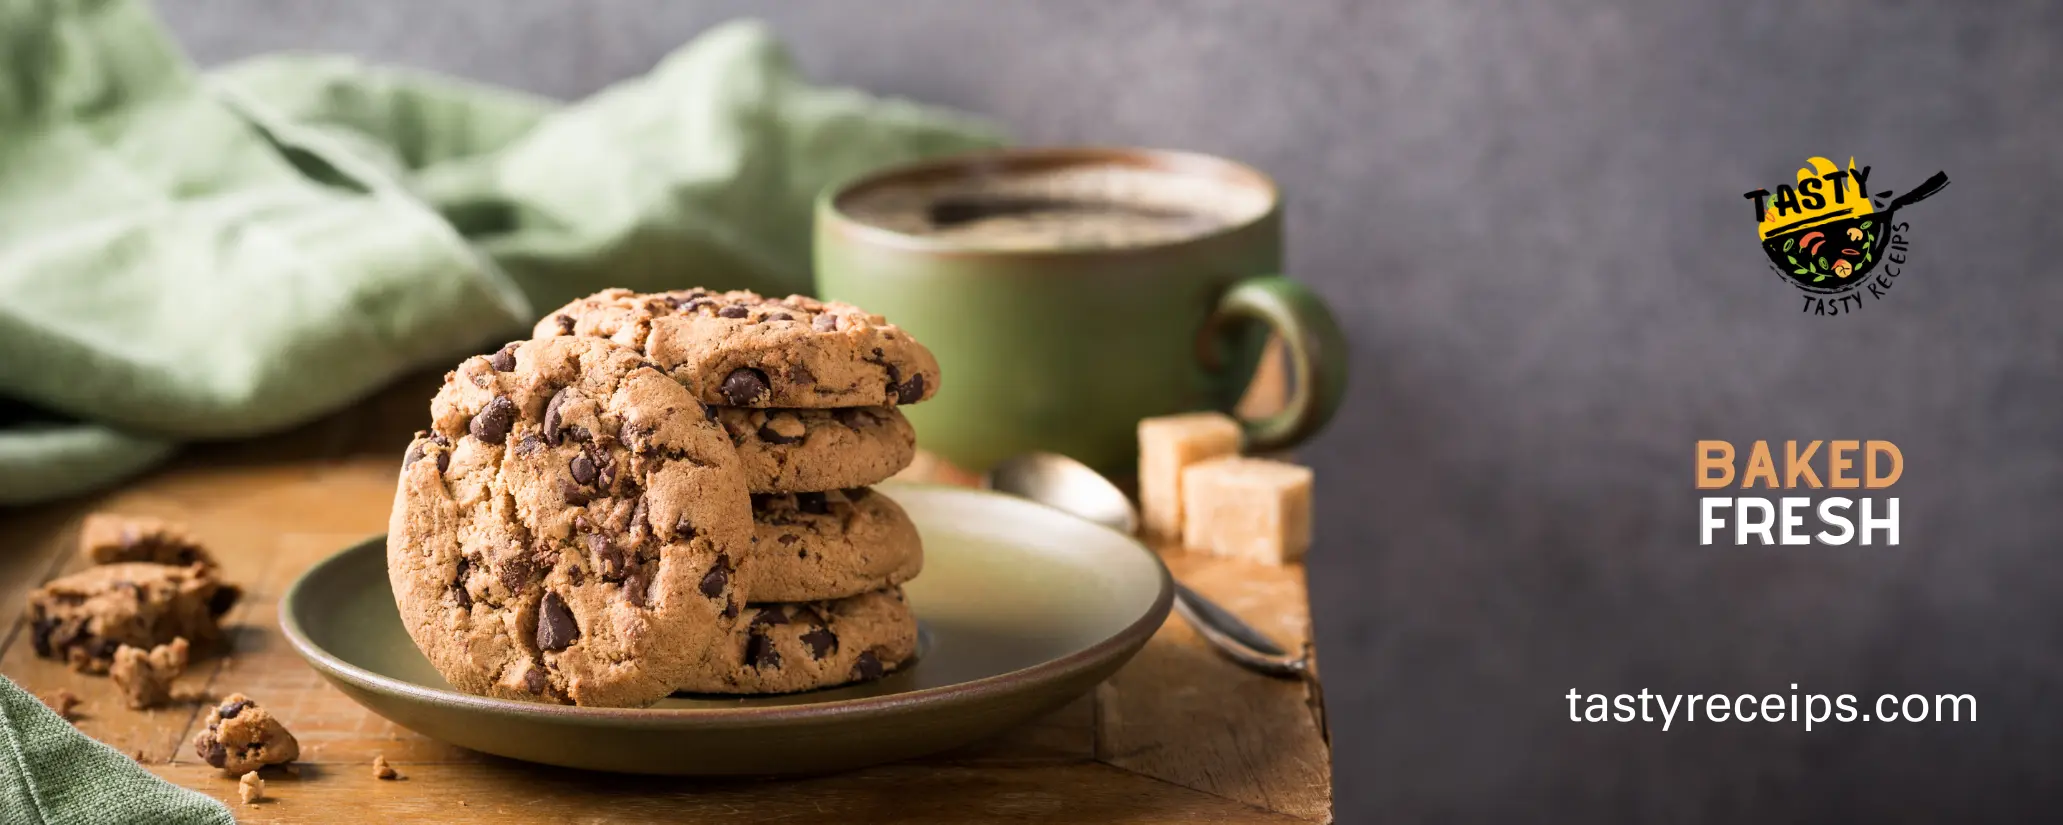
[745,633,781,669]
[29,617,54,656]
[895,374,926,405]
[757,423,803,445]
[543,387,573,445]
[524,667,548,694]
[724,597,739,619]
[554,314,575,334]
[800,625,838,659]
[570,453,597,485]
[623,568,651,608]
[469,397,517,444]
[853,651,885,681]
[832,409,866,430]
[777,534,800,545]
[769,313,793,322]
[218,699,251,720]
[812,314,839,332]
[569,566,585,586]
[584,530,613,562]
[500,553,537,593]
[703,403,719,422]
[684,298,715,313]
[720,368,770,405]
[749,493,776,511]
[453,558,473,608]
[536,592,579,651]
[751,607,789,627]
[718,304,750,319]
[515,435,546,456]
[674,514,697,539]
[199,737,228,768]
[403,439,426,468]
[208,584,242,616]
[698,555,730,599]
[795,492,830,515]
[560,479,593,507]
[488,343,518,372]
[627,497,651,543]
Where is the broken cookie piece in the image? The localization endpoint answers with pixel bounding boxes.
[373,754,400,780]
[192,693,299,775]
[238,771,264,804]
[79,513,215,568]
[24,563,239,673]
[110,637,190,709]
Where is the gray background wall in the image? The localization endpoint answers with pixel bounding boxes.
[167,1,2063,821]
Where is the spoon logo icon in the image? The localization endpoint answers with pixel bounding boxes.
[1744,157,1948,316]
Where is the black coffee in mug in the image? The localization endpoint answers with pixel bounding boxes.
[837,163,1272,250]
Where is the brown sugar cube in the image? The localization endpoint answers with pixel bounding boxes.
[1138,412,1243,541]
[110,637,190,709]
[238,771,264,804]
[79,513,215,568]
[1180,457,1313,565]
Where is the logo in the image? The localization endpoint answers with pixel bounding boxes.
[1743,158,1948,315]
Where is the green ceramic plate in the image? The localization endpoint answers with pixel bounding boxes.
[280,483,1172,775]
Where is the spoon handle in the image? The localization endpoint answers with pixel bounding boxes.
[1173,582,1307,678]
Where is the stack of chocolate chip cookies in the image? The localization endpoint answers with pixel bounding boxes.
[389,288,937,707]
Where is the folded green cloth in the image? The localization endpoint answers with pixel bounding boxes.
[0,0,1003,505]
[0,675,233,824]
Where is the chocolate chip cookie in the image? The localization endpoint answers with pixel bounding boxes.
[533,288,940,409]
[78,513,214,568]
[193,694,299,775]
[747,488,922,602]
[673,587,916,694]
[718,406,916,493]
[388,336,756,707]
[24,563,239,673]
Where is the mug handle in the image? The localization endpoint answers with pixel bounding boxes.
[1200,275,1349,452]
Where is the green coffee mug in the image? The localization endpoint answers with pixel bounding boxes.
[814,147,1347,473]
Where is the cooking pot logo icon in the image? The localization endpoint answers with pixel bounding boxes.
[1744,157,1948,315]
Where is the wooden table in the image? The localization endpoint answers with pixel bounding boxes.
[0,370,1331,823]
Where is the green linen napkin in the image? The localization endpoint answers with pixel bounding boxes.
[0,0,1003,504]
[0,675,233,824]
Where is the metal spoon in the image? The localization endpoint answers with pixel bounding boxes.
[985,452,1310,678]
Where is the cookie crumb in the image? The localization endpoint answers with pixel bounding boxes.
[372,754,400,780]
[111,637,190,709]
[238,771,263,804]
[38,689,81,721]
[169,683,210,703]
